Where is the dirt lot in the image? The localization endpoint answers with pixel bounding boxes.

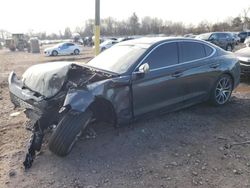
[1,46,250,188]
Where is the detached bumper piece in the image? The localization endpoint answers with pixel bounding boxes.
[23,121,44,169]
[8,72,63,169]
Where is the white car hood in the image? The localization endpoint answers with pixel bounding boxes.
[44,47,57,52]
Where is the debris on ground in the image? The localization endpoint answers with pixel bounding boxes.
[9,111,21,117]
[225,141,250,149]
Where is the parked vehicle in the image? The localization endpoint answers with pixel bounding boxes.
[98,39,118,52]
[244,36,250,47]
[238,31,250,43]
[83,37,94,47]
[232,33,240,44]
[117,37,135,42]
[72,33,83,45]
[8,37,240,168]
[196,32,235,51]
[44,42,81,56]
[184,33,197,38]
[5,34,29,51]
[235,43,250,76]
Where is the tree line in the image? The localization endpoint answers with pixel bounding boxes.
[1,8,250,41]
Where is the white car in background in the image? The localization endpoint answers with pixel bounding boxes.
[44,42,81,56]
[99,39,118,52]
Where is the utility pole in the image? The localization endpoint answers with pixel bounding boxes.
[95,0,100,55]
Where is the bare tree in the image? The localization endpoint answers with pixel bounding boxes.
[64,27,72,39]
[242,7,250,30]
[128,12,140,35]
[83,19,94,36]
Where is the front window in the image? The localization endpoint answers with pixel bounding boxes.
[55,43,64,48]
[87,45,147,74]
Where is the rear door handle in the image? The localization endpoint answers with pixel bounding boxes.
[210,64,220,69]
[172,71,183,78]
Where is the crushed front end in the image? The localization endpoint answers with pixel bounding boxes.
[9,71,68,169]
[8,61,111,169]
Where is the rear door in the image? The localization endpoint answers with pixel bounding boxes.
[132,42,187,116]
[177,41,218,103]
[65,43,75,54]
[69,43,77,53]
[59,43,69,55]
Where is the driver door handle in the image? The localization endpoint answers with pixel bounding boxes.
[172,71,183,78]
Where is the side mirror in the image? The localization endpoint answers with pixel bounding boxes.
[132,63,150,80]
[138,63,150,74]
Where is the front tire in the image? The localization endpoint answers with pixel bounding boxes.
[210,74,233,106]
[49,110,92,156]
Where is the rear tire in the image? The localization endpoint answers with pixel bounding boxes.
[49,110,92,156]
[210,74,233,106]
[52,50,58,56]
[74,49,80,55]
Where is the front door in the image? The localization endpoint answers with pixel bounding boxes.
[132,42,187,116]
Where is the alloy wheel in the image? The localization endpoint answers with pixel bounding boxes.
[215,77,232,104]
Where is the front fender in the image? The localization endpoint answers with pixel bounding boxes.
[63,89,95,112]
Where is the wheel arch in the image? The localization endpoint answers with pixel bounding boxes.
[52,49,58,56]
[89,97,117,126]
[223,71,235,89]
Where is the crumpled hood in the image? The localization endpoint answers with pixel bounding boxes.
[22,61,73,98]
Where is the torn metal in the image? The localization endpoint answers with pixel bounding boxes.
[8,61,132,168]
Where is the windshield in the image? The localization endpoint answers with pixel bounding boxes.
[55,43,64,48]
[87,45,147,74]
[196,33,211,40]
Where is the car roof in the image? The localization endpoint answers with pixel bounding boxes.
[202,32,232,35]
[116,37,212,48]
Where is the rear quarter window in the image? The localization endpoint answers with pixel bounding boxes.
[204,44,214,56]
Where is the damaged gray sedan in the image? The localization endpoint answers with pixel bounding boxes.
[8,37,241,168]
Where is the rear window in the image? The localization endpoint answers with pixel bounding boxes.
[217,33,227,39]
[67,43,74,46]
[179,42,206,63]
[239,32,247,37]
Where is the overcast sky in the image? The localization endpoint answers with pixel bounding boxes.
[1,0,250,33]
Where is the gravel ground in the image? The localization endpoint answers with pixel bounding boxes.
[1,46,250,188]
